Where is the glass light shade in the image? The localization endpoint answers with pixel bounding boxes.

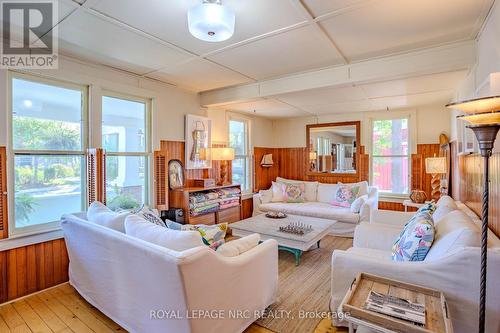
[425,157,446,174]
[446,95,500,114]
[188,1,235,42]
[458,111,500,125]
[210,147,235,161]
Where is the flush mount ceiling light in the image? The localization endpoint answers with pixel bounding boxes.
[188,0,235,42]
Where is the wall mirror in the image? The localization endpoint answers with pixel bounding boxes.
[306,121,360,176]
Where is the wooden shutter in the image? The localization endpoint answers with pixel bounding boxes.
[86,148,106,205]
[0,147,8,239]
[154,150,168,211]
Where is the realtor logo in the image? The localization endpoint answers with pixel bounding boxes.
[1,0,58,68]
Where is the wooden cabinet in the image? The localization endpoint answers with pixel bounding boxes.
[169,184,241,225]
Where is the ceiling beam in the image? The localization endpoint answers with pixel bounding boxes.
[200,40,476,107]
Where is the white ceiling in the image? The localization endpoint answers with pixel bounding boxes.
[220,70,469,118]
[10,0,494,116]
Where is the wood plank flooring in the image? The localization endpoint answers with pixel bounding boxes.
[0,283,347,333]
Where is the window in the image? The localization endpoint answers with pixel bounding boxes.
[229,117,251,192]
[102,94,151,211]
[11,75,87,235]
[371,118,410,195]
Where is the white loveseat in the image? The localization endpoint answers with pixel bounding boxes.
[61,212,278,333]
[253,177,379,237]
[330,198,500,333]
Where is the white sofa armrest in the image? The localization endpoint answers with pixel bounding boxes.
[353,222,401,250]
[331,248,500,333]
[252,192,263,216]
[370,209,414,227]
[359,188,378,222]
[179,239,279,333]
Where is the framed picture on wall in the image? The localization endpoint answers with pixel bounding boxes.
[463,124,478,154]
[185,114,212,169]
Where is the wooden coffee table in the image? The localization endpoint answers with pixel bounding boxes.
[230,214,335,265]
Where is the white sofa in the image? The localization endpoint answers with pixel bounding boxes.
[61,212,278,333]
[253,178,379,237]
[330,198,500,333]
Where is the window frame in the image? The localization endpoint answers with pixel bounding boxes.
[227,113,252,194]
[7,71,89,238]
[101,90,153,207]
[369,114,414,198]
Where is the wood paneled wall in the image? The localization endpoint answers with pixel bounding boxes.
[451,142,500,237]
[255,144,440,211]
[411,144,441,200]
[160,141,231,187]
[0,147,7,239]
[254,146,369,191]
[0,239,69,304]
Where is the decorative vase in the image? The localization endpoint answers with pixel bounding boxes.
[410,190,427,203]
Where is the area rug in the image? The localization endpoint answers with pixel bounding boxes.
[255,235,352,333]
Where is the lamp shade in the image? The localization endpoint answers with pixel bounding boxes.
[446,95,500,126]
[309,151,317,160]
[188,0,235,42]
[210,147,235,161]
[425,157,446,174]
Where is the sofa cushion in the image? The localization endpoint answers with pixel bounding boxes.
[340,181,369,196]
[276,177,319,202]
[259,188,273,204]
[436,195,457,208]
[259,202,359,224]
[433,205,457,223]
[281,182,306,203]
[351,195,368,213]
[134,205,167,227]
[182,223,228,250]
[217,233,261,257]
[124,215,204,251]
[317,183,339,204]
[271,181,284,202]
[87,201,129,233]
[425,210,480,261]
[331,184,360,208]
[392,212,435,262]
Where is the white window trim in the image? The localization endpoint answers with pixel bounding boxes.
[7,71,89,238]
[227,112,253,194]
[101,90,153,207]
[368,111,416,198]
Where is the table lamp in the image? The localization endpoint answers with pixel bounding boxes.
[210,147,235,186]
[425,156,447,201]
[446,95,500,333]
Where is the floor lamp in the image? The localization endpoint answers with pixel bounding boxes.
[446,96,500,333]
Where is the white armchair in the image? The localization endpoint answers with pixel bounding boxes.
[331,209,500,333]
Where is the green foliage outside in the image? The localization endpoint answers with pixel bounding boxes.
[15,192,37,223]
[13,116,82,222]
[106,185,140,211]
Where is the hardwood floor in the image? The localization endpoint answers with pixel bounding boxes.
[0,283,347,333]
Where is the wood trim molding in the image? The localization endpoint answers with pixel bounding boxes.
[306,121,361,178]
[0,147,7,239]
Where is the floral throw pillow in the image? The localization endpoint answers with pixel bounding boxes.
[416,202,437,215]
[281,183,305,203]
[134,205,167,228]
[331,185,360,207]
[392,212,435,262]
[182,223,228,250]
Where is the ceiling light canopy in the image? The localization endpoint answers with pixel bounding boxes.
[188,0,235,42]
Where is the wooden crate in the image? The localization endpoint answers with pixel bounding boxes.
[217,206,241,224]
[341,273,453,333]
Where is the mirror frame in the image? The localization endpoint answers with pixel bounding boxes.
[306,121,361,177]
